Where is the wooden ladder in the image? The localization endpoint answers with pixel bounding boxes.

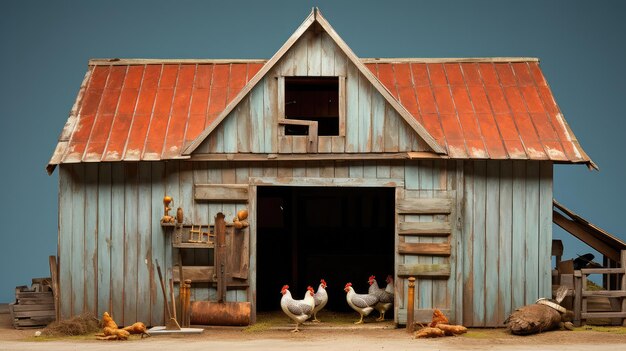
[574,250,626,326]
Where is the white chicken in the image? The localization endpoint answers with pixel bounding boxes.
[344,282,379,324]
[280,285,315,332]
[311,279,328,322]
[368,275,394,321]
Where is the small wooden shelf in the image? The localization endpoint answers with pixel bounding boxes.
[160,221,177,227]
[173,242,215,249]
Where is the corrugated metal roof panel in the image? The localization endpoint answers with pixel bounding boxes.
[365,61,591,163]
[48,58,592,169]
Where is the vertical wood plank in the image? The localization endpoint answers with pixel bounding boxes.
[236,96,251,153]
[84,164,98,315]
[348,160,364,178]
[358,71,372,152]
[319,161,334,178]
[71,164,85,316]
[320,31,334,76]
[334,161,349,178]
[292,31,308,76]
[223,109,238,153]
[363,161,376,179]
[248,184,257,322]
[123,163,139,325]
[277,161,294,178]
[472,161,486,326]
[525,161,540,305]
[384,104,400,152]
[334,48,347,76]
[150,162,166,326]
[247,86,262,152]
[165,161,180,316]
[485,161,500,326]
[345,63,359,152]
[263,76,277,153]
[462,161,474,326]
[96,163,112,319]
[222,163,238,222]
[338,76,346,138]
[454,161,464,324]
[58,165,73,319]
[432,160,448,311]
[306,161,320,177]
[511,161,526,310]
[307,29,321,76]
[179,161,195,299]
[498,161,513,324]
[137,162,152,324]
[417,161,433,310]
[110,162,125,323]
[538,162,553,298]
[376,161,391,179]
[371,90,385,152]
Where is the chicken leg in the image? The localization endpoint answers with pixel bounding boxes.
[355,314,365,324]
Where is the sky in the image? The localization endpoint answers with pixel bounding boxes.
[1,0,625,303]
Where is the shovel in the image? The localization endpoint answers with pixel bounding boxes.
[156,259,181,330]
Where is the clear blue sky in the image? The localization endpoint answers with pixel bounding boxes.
[1,0,624,303]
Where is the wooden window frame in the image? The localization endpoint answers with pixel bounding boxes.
[277,76,346,137]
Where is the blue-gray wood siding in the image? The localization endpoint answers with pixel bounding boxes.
[57,159,552,326]
[194,28,428,155]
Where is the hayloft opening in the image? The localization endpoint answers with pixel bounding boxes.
[284,77,339,136]
[256,186,395,313]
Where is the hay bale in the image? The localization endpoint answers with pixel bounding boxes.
[43,313,100,336]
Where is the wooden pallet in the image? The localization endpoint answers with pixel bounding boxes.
[10,284,55,329]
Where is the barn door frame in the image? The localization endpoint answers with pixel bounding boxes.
[247,176,404,324]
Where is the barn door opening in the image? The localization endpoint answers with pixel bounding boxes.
[255,186,395,313]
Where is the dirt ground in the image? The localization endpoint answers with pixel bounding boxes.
[2,312,626,351]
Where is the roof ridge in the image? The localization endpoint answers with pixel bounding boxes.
[361,57,539,63]
[89,57,540,66]
[89,58,268,65]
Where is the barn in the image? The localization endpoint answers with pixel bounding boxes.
[46,9,593,327]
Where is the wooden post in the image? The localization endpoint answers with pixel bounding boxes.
[215,213,227,303]
[574,270,582,326]
[407,277,416,332]
[48,256,60,322]
[621,250,626,327]
[183,279,191,327]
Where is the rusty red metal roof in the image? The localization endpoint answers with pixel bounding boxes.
[365,60,591,163]
[48,61,263,169]
[47,58,592,172]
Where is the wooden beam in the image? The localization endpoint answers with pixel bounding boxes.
[194,184,249,202]
[582,290,626,297]
[396,198,452,214]
[398,221,451,236]
[553,211,620,262]
[249,176,403,188]
[397,263,450,277]
[172,266,215,283]
[189,152,443,161]
[581,312,626,319]
[398,242,451,256]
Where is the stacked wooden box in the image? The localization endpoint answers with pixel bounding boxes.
[9,279,55,329]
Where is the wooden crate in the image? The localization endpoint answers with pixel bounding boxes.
[10,285,55,329]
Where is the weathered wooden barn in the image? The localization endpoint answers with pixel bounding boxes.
[47,9,593,327]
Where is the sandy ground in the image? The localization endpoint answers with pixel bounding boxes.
[1,311,626,351]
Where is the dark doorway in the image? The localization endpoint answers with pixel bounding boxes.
[256,186,395,313]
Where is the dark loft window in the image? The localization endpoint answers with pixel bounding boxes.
[284,77,339,136]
